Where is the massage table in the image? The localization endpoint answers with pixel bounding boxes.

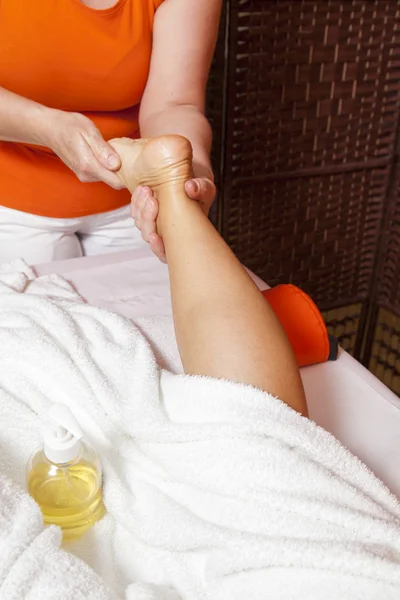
[36,247,400,499]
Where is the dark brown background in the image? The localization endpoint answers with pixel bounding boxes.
[206,0,400,393]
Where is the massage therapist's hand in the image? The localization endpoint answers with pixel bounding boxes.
[131,177,216,262]
[44,110,124,190]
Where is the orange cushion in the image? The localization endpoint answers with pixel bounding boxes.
[262,285,331,368]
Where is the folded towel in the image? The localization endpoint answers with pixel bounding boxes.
[0,261,399,600]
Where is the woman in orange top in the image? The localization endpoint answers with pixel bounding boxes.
[0,0,220,264]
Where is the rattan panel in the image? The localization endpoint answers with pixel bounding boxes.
[207,0,400,390]
[323,304,362,355]
[366,162,400,386]
[369,308,400,393]
[224,168,389,308]
[378,164,400,312]
[225,0,400,177]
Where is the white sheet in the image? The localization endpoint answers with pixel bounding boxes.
[36,248,400,500]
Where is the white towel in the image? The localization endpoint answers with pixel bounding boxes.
[0,474,114,600]
[0,262,399,600]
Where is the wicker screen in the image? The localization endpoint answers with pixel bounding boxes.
[369,165,400,391]
[206,0,400,387]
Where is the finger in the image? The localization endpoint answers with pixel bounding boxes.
[93,165,126,190]
[131,186,145,213]
[135,186,153,216]
[148,232,166,262]
[76,149,125,189]
[131,186,151,230]
[85,129,121,171]
[133,186,155,232]
[76,136,124,188]
[185,178,216,205]
[130,188,141,219]
[140,197,159,242]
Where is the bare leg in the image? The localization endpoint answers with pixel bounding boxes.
[110,136,307,415]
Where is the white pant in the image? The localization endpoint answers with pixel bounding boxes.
[0,204,145,265]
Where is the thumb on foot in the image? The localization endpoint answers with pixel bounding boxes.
[88,130,121,171]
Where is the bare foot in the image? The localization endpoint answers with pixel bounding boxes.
[108,135,194,195]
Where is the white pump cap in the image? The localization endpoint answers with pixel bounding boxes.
[43,404,83,465]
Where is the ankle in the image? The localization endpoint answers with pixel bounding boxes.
[156,186,204,240]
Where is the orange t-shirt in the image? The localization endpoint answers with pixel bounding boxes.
[0,0,164,218]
